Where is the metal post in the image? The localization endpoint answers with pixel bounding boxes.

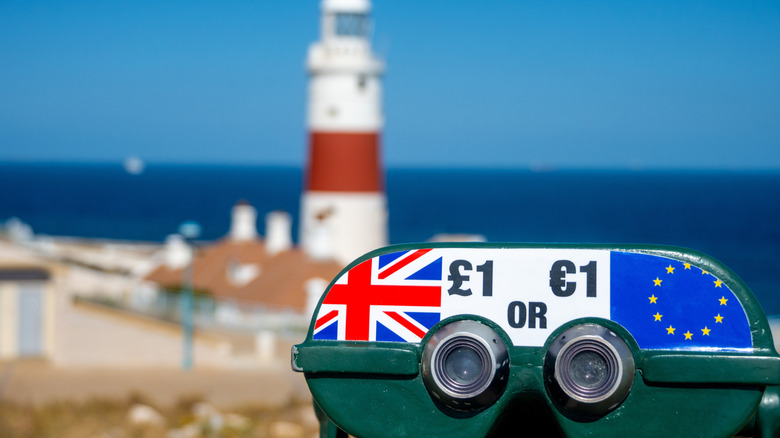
[178,221,201,372]
[181,253,194,371]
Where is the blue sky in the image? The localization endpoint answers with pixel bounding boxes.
[1,1,778,169]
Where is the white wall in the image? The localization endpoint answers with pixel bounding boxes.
[300,191,387,265]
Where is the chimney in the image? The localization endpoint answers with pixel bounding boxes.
[265,211,292,256]
[164,234,191,269]
[230,200,258,242]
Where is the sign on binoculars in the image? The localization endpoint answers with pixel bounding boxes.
[292,243,780,437]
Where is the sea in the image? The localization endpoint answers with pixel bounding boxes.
[2,163,779,314]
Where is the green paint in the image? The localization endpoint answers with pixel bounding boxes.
[293,243,780,437]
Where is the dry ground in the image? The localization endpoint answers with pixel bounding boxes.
[0,359,318,438]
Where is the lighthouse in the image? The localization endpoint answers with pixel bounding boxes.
[300,0,387,265]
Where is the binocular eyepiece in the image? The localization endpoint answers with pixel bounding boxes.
[544,323,634,417]
[292,244,780,437]
[421,320,509,412]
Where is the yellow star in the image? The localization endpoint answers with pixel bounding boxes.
[714,279,723,288]
[666,265,675,274]
[719,296,728,306]
[684,331,693,340]
[653,277,662,286]
[714,314,724,323]
[684,263,691,270]
[701,327,711,336]
[653,312,663,321]
[666,325,675,335]
[702,270,708,275]
[649,294,658,304]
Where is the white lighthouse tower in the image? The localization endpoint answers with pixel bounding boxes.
[300,0,388,265]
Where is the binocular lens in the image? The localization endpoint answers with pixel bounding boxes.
[545,324,635,417]
[570,350,608,389]
[445,346,485,386]
[434,336,493,395]
[557,338,620,401]
[422,320,509,412]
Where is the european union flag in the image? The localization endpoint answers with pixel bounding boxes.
[610,251,752,352]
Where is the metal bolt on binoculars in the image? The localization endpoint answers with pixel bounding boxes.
[292,244,780,437]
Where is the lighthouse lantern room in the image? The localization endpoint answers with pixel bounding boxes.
[300,0,388,265]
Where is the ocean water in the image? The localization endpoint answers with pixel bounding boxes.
[1,163,779,314]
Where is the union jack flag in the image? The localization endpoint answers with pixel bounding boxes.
[313,249,443,342]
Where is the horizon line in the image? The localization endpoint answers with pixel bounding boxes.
[1,159,780,173]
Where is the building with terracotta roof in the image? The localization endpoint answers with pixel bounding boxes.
[143,202,343,321]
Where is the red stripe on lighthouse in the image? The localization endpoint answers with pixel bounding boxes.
[306,132,383,192]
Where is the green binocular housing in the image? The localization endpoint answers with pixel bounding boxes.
[292,243,780,437]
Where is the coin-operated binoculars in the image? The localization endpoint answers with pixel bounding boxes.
[292,244,780,437]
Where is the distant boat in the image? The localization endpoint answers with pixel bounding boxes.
[123,157,145,175]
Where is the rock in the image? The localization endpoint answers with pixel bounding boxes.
[127,403,165,427]
[191,402,219,419]
[207,413,224,433]
[191,402,223,433]
[224,413,250,430]
[166,423,201,438]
